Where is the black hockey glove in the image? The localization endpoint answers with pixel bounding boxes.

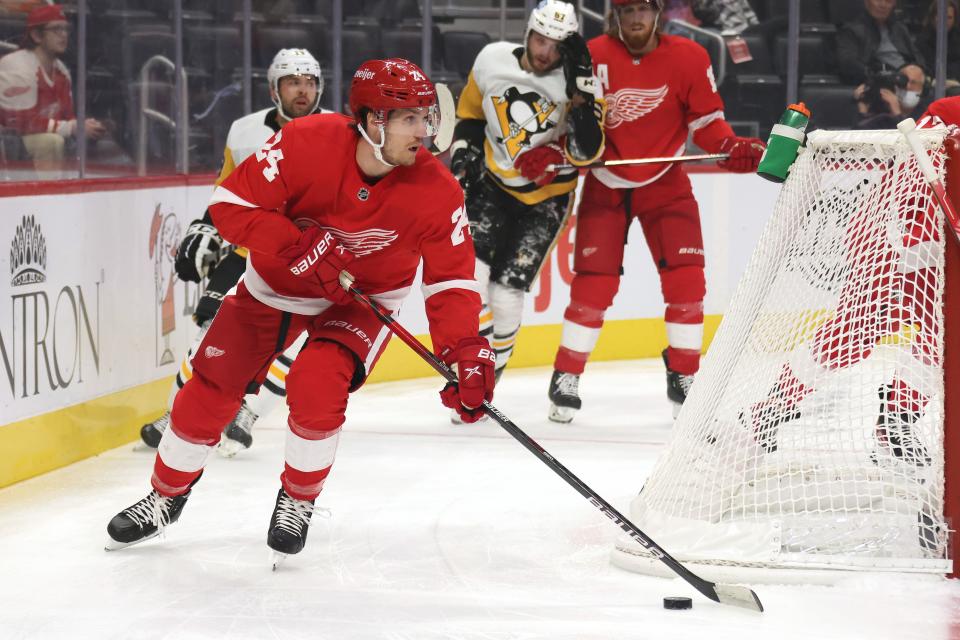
[175,218,223,283]
[449,140,485,193]
[559,32,597,102]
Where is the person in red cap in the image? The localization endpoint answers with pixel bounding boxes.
[104,58,494,562]
[546,0,767,423]
[0,4,104,174]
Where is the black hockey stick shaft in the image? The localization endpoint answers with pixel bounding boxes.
[339,273,764,612]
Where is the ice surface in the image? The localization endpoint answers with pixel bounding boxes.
[1,360,958,639]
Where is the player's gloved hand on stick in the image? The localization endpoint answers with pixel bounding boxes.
[175,219,223,283]
[449,140,485,193]
[718,136,766,173]
[279,225,356,305]
[559,32,597,102]
[515,143,564,186]
[439,336,496,423]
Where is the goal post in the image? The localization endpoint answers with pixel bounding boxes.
[612,127,959,584]
[944,135,960,580]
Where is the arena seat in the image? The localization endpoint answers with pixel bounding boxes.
[441,30,492,78]
[799,83,860,130]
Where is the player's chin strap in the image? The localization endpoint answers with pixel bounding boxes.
[357,120,397,168]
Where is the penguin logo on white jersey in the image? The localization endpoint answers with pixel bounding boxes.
[492,87,558,159]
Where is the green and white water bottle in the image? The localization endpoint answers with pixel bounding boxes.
[757,102,811,183]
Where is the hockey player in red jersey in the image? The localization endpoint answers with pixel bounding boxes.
[547,0,765,422]
[105,59,495,559]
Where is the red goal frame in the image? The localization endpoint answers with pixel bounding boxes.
[945,137,959,579]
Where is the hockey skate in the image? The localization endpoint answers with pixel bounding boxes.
[871,387,930,470]
[663,350,695,418]
[139,410,170,449]
[547,370,581,424]
[268,487,320,569]
[217,401,258,458]
[105,486,193,551]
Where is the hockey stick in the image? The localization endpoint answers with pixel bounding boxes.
[338,271,764,613]
[428,83,456,156]
[897,118,960,245]
[545,152,729,172]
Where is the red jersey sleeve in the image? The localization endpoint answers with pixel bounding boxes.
[208,123,303,256]
[419,194,481,357]
[683,46,735,153]
[922,96,960,127]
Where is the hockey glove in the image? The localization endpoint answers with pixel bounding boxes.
[175,219,224,283]
[439,336,496,424]
[559,33,597,102]
[514,143,564,187]
[279,226,356,305]
[449,140,485,193]
[718,136,766,173]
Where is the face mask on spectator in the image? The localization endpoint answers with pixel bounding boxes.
[897,88,921,110]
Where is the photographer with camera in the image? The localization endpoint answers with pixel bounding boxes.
[853,63,929,129]
[837,0,925,86]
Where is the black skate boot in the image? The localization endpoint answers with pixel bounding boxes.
[872,385,929,468]
[663,350,695,418]
[218,401,257,457]
[548,370,582,424]
[139,410,170,448]
[105,486,193,550]
[268,488,317,568]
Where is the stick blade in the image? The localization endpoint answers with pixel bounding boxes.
[712,583,764,612]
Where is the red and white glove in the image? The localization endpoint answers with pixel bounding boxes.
[718,136,766,173]
[439,336,496,423]
[278,226,355,305]
[514,143,565,186]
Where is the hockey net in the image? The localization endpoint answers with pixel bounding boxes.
[613,127,958,583]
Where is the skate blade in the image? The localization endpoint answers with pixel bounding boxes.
[104,531,159,551]
[271,550,288,571]
[547,404,576,424]
[216,435,246,459]
[671,401,682,419]
[870,449,930,481]
[132,441,158,452]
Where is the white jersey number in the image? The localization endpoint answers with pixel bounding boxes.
[256,131,284,182]
[450,205,470,246]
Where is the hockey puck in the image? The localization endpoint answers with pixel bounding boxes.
[663,597,693,610]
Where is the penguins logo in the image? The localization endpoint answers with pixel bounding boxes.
[492,87,557,159]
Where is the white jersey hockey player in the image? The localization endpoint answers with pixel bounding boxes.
[140,48,329,456]
[449,0,604,421]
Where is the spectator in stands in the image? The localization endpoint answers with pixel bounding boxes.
[837,0,926,85]
[691,0,759,35]
[663,0,700,25]
[0,4,105,174]
[854,62,929,128]
[917,0,960,82]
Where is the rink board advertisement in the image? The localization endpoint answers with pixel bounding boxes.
[0,172,778,487]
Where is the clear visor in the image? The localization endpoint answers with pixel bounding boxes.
[382,105,441,139]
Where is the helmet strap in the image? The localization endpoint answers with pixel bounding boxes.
[356,114,396,168]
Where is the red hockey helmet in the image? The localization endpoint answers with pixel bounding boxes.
[349,58,441,167]
[349,58,437,121]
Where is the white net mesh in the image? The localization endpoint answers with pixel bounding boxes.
[614,128,952,580]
